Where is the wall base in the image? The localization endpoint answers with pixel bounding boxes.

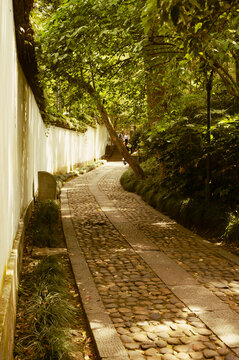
[0,201,33,360]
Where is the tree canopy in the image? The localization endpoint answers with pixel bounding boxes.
[142,0,239,97]
[31,0,239,180]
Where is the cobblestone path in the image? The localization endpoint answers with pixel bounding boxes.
[64,162,239,360]
[98,169,239,315]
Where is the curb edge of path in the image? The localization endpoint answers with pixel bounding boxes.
[60,185,129,360]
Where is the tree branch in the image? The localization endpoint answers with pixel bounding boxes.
[79,79,145,179]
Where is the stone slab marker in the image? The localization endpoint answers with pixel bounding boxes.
[38,171,57,201]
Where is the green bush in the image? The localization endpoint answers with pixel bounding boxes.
[33,200,59,247]
[201,204,227,234]
[121,161,231,240]
[15,256,76,360]
[120,168,138,192]
[143,189,158,208]
[121,92,239,242]
[35,200,59,227]
[84,164,96,172]
[34,224,58,248]
[164,195,183,221]
[132,100,239,208]
[224,214,239,244]
[33,256,68,293]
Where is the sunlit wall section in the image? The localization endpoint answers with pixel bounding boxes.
[0,0,20,290]
[0,0,108,291]
[28,83,47,205]
[45,124,108,174]
[95,125,109,160]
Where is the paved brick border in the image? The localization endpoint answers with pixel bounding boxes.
[61,186,129,360]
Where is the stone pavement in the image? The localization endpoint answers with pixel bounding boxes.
[61,161,239,360]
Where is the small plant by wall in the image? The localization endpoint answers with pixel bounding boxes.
[14,256,77,360]
[54,160,106,196]
[14,200,96,359]
[32,200,60,248]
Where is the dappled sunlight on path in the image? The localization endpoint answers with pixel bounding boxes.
[63,162,239,359]
[99,167,239,316]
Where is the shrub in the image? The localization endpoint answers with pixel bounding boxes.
[121,162,230,240]
[120,168,138,192]
[34,200,59,227]
[133,106,239,208]
[164,195,183,221]
[34,224,58,248]
[33,200,59,247]
[144,189,158,208]
[224,213,239,244]
[121,92,239,242]
[15,256,76,360]
[33,256,67,293]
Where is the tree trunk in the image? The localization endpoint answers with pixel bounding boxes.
[81,80,145,180]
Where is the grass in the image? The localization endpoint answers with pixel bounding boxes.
[14,201,96,360]
[15,256,76,360]
[26,257,75,359]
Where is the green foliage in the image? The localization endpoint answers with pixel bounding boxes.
[121,91,239,241]
[132,90,239,206]
[15,256,76,360]
[54,160,106,195]
[32,0,239,240]
[209,117,239,205]
[224,213,239,244]
[35,200,59,227]
[31,0,148,131]
[120,168,138,193]
[142,0,239,98]
[33,200,59,247]
[33,256,67,293]
[121,165,228,238]
[138,121,205,197]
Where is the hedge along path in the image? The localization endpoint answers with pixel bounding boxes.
[62,161,239,360]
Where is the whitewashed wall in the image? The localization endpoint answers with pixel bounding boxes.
[0,0,108,291]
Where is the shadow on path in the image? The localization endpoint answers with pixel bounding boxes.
[108,145,122,162]
[61,163,239,360]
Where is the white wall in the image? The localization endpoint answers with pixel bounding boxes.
[0,0,108,291]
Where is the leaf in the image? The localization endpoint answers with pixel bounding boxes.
[221,40,229,51]
[195,22,202,33]
[189,0,201,9]
[59,54,68,61]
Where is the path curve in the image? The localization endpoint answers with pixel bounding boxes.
[61,161,239,360]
